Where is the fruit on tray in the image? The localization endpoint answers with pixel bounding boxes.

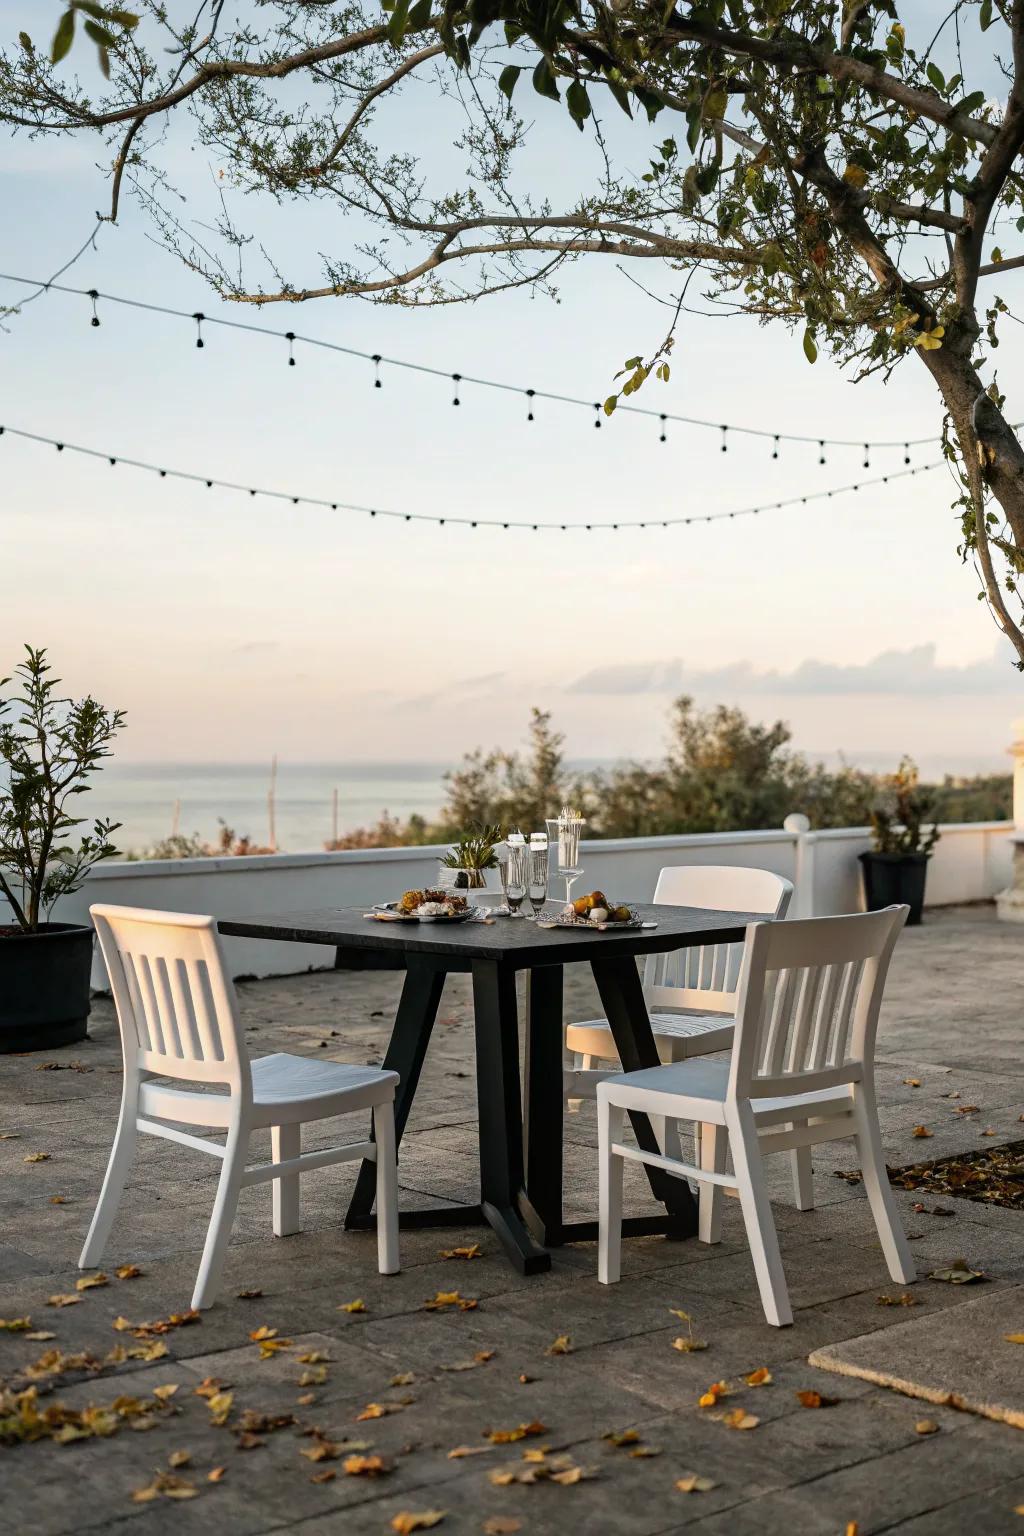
[396,888,468,916]
[568,891,632,923]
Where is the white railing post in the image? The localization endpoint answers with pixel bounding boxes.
[997,719,1024,922]
[783,813,813,918]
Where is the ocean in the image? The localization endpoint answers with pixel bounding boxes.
[87,762,449,856]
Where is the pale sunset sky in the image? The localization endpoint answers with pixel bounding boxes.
[2,1,1023,775]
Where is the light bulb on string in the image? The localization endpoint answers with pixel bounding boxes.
[904,442,911,464]
[372,354,382,388]
[659,414,667,443]
[819,440,827,465]
[452,373,461,405]
[772,435,779,460]
[593,403,602,429]
[526,388,535,421]
[720,425,728,453]
[193,313,205,349]
[285,332,296,366]
[863,443,870,469]
[88,290,100,328]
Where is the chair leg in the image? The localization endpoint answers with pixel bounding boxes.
[192,1126,247,1311]
[567,1052,591,1113]
[728,1108,793,1327]
[373,1101,400,1276]
[789,1126,814,1211]
[698,1121,726,1245]
[851,1084,916,1285]
[597,1098,625,1285]
[272,1123,301,1237]
[80,1103,137,1268]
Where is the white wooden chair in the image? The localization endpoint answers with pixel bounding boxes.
[565,866,793,1094]
[81,904,400,1310]
[597,906,914,1326]
[565,865,793,1177]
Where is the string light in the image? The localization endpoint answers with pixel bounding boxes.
[372,354,382,388]
[451,373,461,406]
[0,271,941,459]
[593,403,602,429]
[285,331,296,366]
[88,290,100,328]
[772,434,779,460]
[193,312,204,349]
[659,414,668,443]
[0,418,951,534]
[819,440,827,465]
[525,388,535,421]
[720,425,728,453]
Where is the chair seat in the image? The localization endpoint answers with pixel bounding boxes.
[597,1057,859,1127]
[566,1012,734,1062]
[139,1053,399,1130]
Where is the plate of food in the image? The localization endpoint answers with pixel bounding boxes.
[542,890,644,930]
[367,889,478,923]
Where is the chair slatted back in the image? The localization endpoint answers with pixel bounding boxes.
[729,906,908,1100]
[642,866,793,1016]
[91,905,249,1094]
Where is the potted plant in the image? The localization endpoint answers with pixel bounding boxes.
[859,757,939,926]
[0,647,125,1052]
[439,823,504,892]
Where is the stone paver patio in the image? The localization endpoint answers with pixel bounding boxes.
[2,905,1023,1534]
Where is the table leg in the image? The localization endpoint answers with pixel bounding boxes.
[591,955,698,1238]
[345,959,447,1229]
[521,965,565,1245]
[472,960,551,1275]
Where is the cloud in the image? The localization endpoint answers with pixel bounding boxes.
[569,644,1021,698]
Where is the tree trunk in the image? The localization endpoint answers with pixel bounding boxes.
[917,339,1024,667]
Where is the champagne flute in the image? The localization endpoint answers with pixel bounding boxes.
[526,844,549,918]
[499,843,528,917]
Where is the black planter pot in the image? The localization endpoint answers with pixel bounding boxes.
[0,923,94,1053]
[858,851,930,926]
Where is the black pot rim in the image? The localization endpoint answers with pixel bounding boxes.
[0,922,93,941]
[858,850,931,865]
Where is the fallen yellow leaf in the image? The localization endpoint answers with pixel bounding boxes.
[698,1380,731,1409]
[547,1334,572,1355]
[208,1467,227,1483]
[46,1294,81,1308]
[115,1264,143,1280]
[1006,1333,1024,1344]
[206,1391,234,1427]
[338,1298,366,1313]
[915,1419,939,1435]
[23,1152,51,1163]
[0,1317,32,1332]
[721,1409,759,1431]
[439,1244,481,1261]
[796,1390,839,1408]
[343,1453,393,1477]
[167,1449,191,1468]
[76,1273,109,1292]
[485,1419,547,1444]
[744,1367,772,1387]
[672,1336,708,1353]
[424,1290,478,1311]
[912,1126,933,1139]
[390,1512,446,1533]
[675,1473,717,1494]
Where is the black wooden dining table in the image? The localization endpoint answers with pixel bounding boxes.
[218,903,760,1274]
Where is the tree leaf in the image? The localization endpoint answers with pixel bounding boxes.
[498,65,521,104]
[51,10,75,64]
[566,80,591,130]
[532,56,560,103]
[803,329,818,364]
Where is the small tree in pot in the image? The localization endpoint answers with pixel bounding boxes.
[0,647,125,1052]
[860,758,940,928]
